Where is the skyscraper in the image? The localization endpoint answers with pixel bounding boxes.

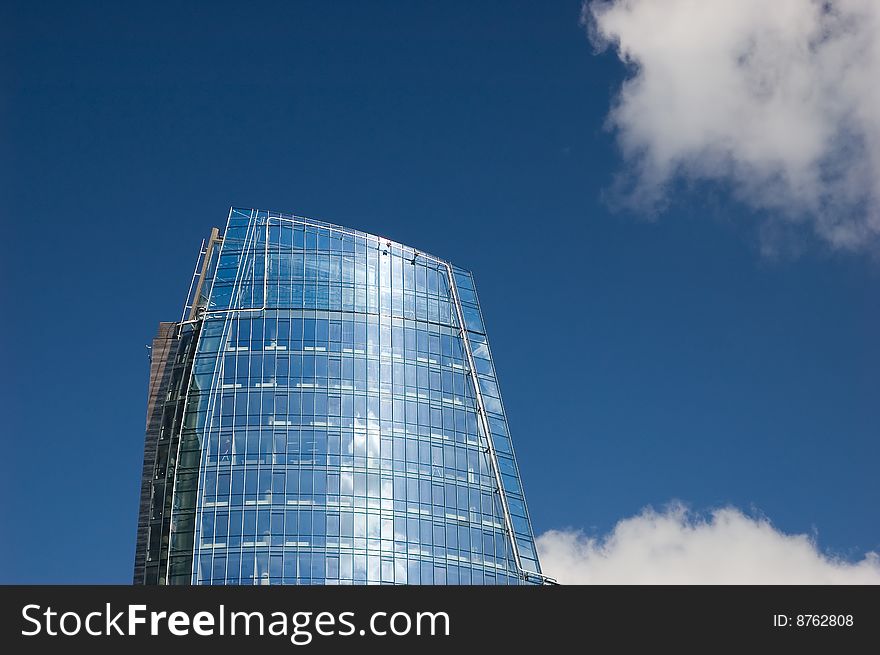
[134,208,544,585]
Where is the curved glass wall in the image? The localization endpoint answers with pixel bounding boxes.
[142,208,542,585]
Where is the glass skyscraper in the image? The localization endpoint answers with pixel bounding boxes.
[134,208,544,585]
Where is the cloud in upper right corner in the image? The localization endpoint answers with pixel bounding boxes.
[585,0,880,254]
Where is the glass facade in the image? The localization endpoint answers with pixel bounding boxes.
[135,208,544,585]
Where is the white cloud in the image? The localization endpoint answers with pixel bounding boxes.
[537,504,880,584]
[586,0,880,253]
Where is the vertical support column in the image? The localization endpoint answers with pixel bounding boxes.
[188,227,222,321]
[443,264,525,577]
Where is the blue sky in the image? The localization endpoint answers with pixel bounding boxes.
[1,1,877,583]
